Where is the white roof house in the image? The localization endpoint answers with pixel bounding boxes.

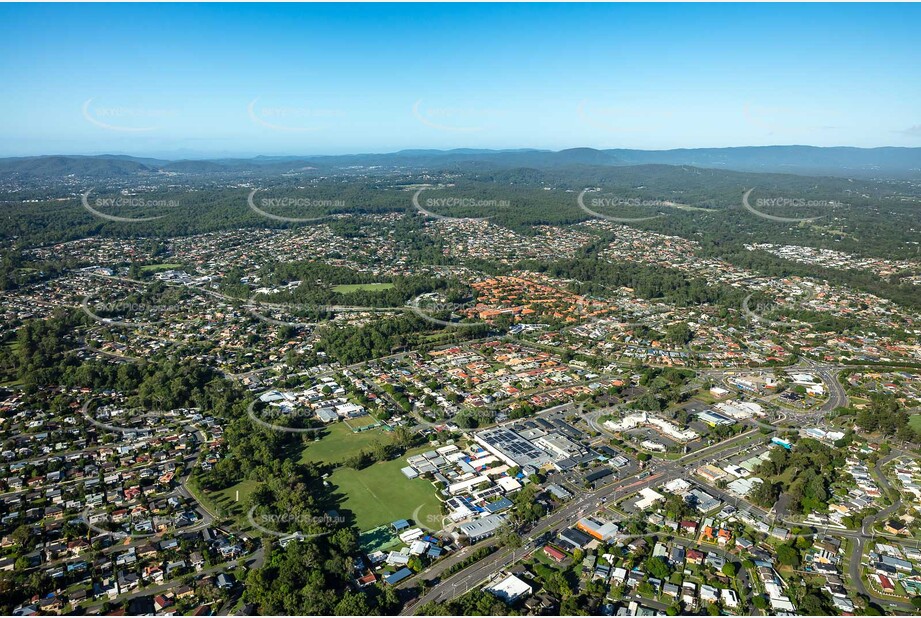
[635,487,665,510]
[721,588,739,608]
[485,574,532,604]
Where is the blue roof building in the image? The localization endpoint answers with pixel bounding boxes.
[384,567,413,585]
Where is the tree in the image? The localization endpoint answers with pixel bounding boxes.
[391,425,414,449]
[749,479,780,508]
[777,543,800,567]
[497,524,522,549]
[721,562,737,577]
[11,525,31,548]
[666,322,693,346]
[370,439,392,463]
[510,484,545,524]
[645,556,671,580]
[334,591,372,615]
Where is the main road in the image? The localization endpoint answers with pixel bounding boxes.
[402,366,921,614]
[400,433,763,614]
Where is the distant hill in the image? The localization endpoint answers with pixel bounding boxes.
[604,146,921,177]
[0,155,159,179]
[1,145,919,181]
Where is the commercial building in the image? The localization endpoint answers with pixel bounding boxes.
[559,527,592,550]
[475,427,553,468]
[454,514,506,544]
[696,410,734,427]
[576,517,619,542]
[635,487,665,510]
[485,574,532,604]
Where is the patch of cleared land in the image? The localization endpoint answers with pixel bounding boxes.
[332,283,394,293]
[909,414,921,434]
[140,263,183,272]
[299,422,393,465]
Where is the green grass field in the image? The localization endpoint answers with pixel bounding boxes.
[909,414,921,434]
[329,448,442,531]
[344,415,379,430]
[193,478,261,526]
[140,263,183,272]
[213,479,260,505]
[299,422,393,465]
[197,427,440,534]
[0,342,23,387]
[332,283,394,293]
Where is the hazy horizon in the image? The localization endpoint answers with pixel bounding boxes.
[1,3,919,158]
[5,143,921,162]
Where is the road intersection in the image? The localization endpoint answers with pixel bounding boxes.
[402,363,921,614]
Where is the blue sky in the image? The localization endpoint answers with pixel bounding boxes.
[1,3,918,157]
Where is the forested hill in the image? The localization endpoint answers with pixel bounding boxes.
[2,145,920,181]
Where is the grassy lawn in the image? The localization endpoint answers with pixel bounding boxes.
[299,422,393,465]
[192,478,261,526]
[1,343,23,386]
[332,283,394,293]
[909,414,921,434]
[344,415,379,430]
[692,391,719,405]
[196,430,441,534]
[775,465,798,485]
[329,448,442,531]
[140,263,183,272]
[213,478,261,505]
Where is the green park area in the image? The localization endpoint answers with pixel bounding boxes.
[299,422,392,465]
[332,282,395,293]
[140,263,183,272]
[190,477,260,526]
[329,446,443,531]
[196,424,441,534]
[909,414,921,434]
